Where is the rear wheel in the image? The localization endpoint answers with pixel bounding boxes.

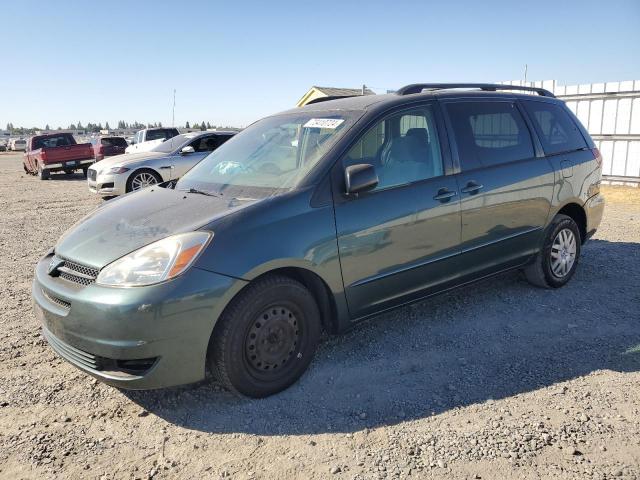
[209,275,322,398]
[126,169,161,192]
[82,167,89,178]
[38,162,50,180]
[523,214,581,288]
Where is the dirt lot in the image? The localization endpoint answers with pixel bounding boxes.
[0,152,638,480]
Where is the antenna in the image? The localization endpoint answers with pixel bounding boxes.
[171,89,176,127]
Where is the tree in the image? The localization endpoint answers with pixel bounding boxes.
[45,124,50,131]
[158,122,162,127]
[69,124,76,130]
[206,122,212,129]
[105,122,110,130]
[185,121,190,129]
[77,121,83,130]
[200,122,206,131]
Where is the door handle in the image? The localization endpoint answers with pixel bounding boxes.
[461,181,483,194]
[433,188,457,202]
[159,166,172,169]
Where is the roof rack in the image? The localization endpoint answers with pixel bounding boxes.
[305,94,360,105]
[395,83,555,98]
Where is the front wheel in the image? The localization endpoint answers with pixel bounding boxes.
[523,214,581,288]
[126,169,162,192]
[208,275,322,398]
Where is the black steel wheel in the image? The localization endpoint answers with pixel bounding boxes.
[245,306,300,375]
[209,275,321,398]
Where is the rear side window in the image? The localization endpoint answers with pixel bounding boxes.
[445,101,534,170]
[522,101,587,155]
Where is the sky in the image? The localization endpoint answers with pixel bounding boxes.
[1,0,639,129]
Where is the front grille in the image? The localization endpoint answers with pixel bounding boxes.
[42,289,71,309]
[44,328,103,371]
[56,257,99,286]
[88,169,97,181]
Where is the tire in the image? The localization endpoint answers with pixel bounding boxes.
[38,162,50,180]
[82,167,88,178]
[125,169,161,192]
[209,275,322,398]
[523,214,581,288]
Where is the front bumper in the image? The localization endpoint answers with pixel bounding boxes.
[33,253,247,389]
[87,171,127,197]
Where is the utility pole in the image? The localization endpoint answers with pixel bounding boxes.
[171,89,176,127]
[362,84,366,95]
[523,64,528,84]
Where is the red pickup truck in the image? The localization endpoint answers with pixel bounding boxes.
[23,133,95,180]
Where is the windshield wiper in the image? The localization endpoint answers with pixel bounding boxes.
[183,187,222,198]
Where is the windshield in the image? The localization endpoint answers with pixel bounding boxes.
[151,134,193,153]
[176,112,358,196]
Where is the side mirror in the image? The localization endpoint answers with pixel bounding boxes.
[345,163,378,195]
[181,145,195,155]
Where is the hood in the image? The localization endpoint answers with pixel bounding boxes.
[92,151,166,171]
[54,187,260,269]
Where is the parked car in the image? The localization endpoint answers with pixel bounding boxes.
[0,140,6,152]
[9,138,27,151]
[87,131,235,197]
[23,133,94,179]
[125,127,180,154]
[33,83,604,398]
[91,136,128,161]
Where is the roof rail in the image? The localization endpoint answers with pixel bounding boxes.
[396,83,555,97]
[305,94,360,105]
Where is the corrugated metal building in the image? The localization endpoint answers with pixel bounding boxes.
[502,79,640,183]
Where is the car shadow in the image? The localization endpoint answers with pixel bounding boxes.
[124,239,640,435]
[45,172,89,182]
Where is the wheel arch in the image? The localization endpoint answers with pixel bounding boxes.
[251,267,339,335]
[212,266,340,337]
[555,202,587,243]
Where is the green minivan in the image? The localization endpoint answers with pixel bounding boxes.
[33,84,604,397]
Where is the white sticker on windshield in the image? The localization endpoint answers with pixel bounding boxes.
[303,118,345,129]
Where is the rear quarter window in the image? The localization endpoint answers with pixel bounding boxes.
[522,100,587,155]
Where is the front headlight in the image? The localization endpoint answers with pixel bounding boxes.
[108,166,130,174]
[96,232,212,287]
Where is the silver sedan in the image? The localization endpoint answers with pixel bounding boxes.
[87,131,236,197]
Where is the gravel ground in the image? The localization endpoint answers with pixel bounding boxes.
[0,152,639,480]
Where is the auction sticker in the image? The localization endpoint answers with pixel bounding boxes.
[303,118,345,129]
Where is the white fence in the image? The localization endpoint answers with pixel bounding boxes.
[501,80,640,182]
